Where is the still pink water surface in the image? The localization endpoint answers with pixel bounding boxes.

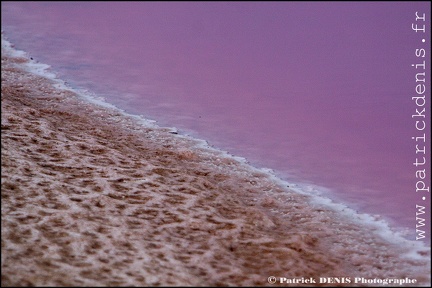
[1,2,430,241]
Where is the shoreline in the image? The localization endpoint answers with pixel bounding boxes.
[1,35,430,286]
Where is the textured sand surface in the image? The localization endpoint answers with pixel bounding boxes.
[1,40,430,286]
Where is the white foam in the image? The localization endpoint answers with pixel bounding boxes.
[251,167,431,260]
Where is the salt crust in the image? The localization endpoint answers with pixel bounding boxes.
[1,33,430,286]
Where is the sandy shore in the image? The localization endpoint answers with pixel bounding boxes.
[1,39,430,286]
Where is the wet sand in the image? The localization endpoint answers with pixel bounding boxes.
[1,40,430,286]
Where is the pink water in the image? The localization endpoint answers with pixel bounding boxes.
[1,2,430,241]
